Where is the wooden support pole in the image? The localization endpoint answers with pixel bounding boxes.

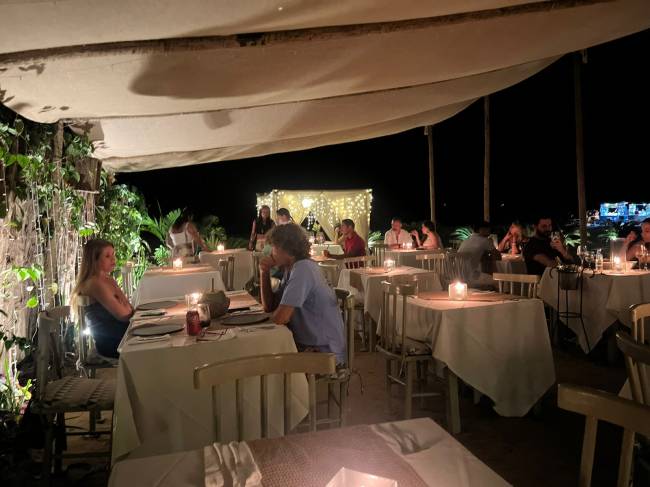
[574,51,588,245]
[425,125,436,223]
[483,96,491,223]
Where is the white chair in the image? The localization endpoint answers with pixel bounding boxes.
[388,271,440,293]
[416,252,445,275]
[193,353,335,441]
[375,282,438,419]
[557,383,650,487]
[492,273,540,298]
[120,262,136,302]
[318,261,341,287]
[369,243,390,267]
[343,255,375,269]
[443,252,475,287]
[33,310,114,484]
[631,302,650,343]
[199,252,235,291]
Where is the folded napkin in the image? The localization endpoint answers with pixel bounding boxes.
[127,334,172,346]
[204,441,262,487]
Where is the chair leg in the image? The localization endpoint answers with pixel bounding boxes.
[446,368,461,434]
[53,413,65,475]
[327,383,334,423]
[42,417,54,487]
[339,381,348,427]
[359,310,367,351]
[385,359,393,407]
[405,362,415,419]
[368,317,375,353]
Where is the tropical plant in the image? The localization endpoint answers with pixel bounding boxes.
[225,237,249,249]
[367,231,383,245]
[0,354,31,420]
[141,207,181,245]
[153,245,171,266]
[450,226,473,241]
[199,215,227,250]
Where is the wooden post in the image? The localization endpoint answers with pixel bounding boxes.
[483,96,490,223]
[425,126,436,223]
[574,51,588,245]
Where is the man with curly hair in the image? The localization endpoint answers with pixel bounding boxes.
[259,223,346,364]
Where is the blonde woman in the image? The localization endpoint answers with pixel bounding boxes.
[72,239,132,358]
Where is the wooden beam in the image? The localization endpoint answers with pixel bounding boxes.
[483,96,490,223]
[425,125,436,223]
[574,51,588,245]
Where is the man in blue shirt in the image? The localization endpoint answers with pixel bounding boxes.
[259,224,346,364]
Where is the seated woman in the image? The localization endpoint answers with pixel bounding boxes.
[410,220,443,250]
[248,205,275,251]
[259,224,346,365]
[498,223,527,254]
[626,219,650,260]
[72,239,133,358]
[166,212,208,261]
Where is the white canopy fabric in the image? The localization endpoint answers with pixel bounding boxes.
[1,0,649,172]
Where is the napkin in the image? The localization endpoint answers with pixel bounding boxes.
[204,441,262,487]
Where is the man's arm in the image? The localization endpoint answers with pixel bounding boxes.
[259,256,280,313]
[272,304,295,325]
[533,253,557,269]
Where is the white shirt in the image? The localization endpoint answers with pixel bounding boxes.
[384,229,412,247]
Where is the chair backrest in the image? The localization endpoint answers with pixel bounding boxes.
[343,255,375,269]
[252,251,265,283]
[120,262,135,301]
[194,353,336,442]
[218,256,236,291]
[36,309,69,401]
[630,302,650,343]
[334,288,355,370]
[379,281,417,359]
[369,243,389,267]
[318,261,340,287]
[616,331,650,406]
[75,295,95,366]
[492,273,540,298]
[416,252,445,274]
[387,271,440,293]
[557,384,650,487]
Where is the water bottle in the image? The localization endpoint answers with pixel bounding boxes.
[595,249,603,271]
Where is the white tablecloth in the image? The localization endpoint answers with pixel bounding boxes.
[538,268,650,352]
[338,266,437,322]
[495,254,527,274]
[310,243,343,256]
[134,265,225,305]
[112,322,308,463]
[405,294,555,417]
[109,418,510,487]
[199,249,254,290]
[385,249,437,268]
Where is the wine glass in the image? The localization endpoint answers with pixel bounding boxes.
[550,231,561,243]
[636,246,648,271]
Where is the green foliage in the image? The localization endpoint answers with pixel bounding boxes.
[450,226,473,241]
[367,231,383,245]
[141,208,181,245]
[225,237,249,249]
[199,215,228,250]
[0,354,31,418]
[95,180,148,280]
[153,245,171,266]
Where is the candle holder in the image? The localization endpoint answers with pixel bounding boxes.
[448,281,468,301]
[383,258,396,273]
[172,258,183,269]
[216,244,225,252]
[185,292,203,308]
[404,242,413,250]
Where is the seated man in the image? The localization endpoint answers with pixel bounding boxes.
[323,219,366,259]
[523,216,574,275]
[458,221,500,278]
[384,217,412,249]
[259,223,346,365]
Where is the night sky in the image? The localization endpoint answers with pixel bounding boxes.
[118,28,650,238]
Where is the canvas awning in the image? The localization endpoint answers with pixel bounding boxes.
[1,0,648,172]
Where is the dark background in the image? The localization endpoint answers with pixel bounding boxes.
[118,28,650,238]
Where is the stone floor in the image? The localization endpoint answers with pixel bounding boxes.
[9,336,631,487]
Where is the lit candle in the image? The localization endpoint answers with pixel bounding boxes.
[172,258,183,269]
[613,256,622,271]
[448,281,468,301]
[216,244,225,252]
[383,258,396,272]
[405,242,413,250]
[309,236,315,244]
[186,292,202,308]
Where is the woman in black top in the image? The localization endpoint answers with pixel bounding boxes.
[248,205,275,250]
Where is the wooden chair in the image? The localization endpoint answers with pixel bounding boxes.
[557,383,650,487]
[416,252,445,275]
[343,255,375,269]
[193,353,336,441]
[33,310,114,485]
[251,251,265,283]
[369,243,390,267]
[616,331,649,406]
[388,271,440,293]
[630,302,650,343]
[375,282,438,419]
[199,252,235,291]
[492,273,540,298]
[314,289,360,428]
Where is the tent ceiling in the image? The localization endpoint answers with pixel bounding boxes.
[1,0,649,172]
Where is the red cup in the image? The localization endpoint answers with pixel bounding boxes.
[186,310,202,336]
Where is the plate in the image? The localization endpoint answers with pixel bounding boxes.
[136,300,179,311]
[131,323,185,336]
[221,313,270,326]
